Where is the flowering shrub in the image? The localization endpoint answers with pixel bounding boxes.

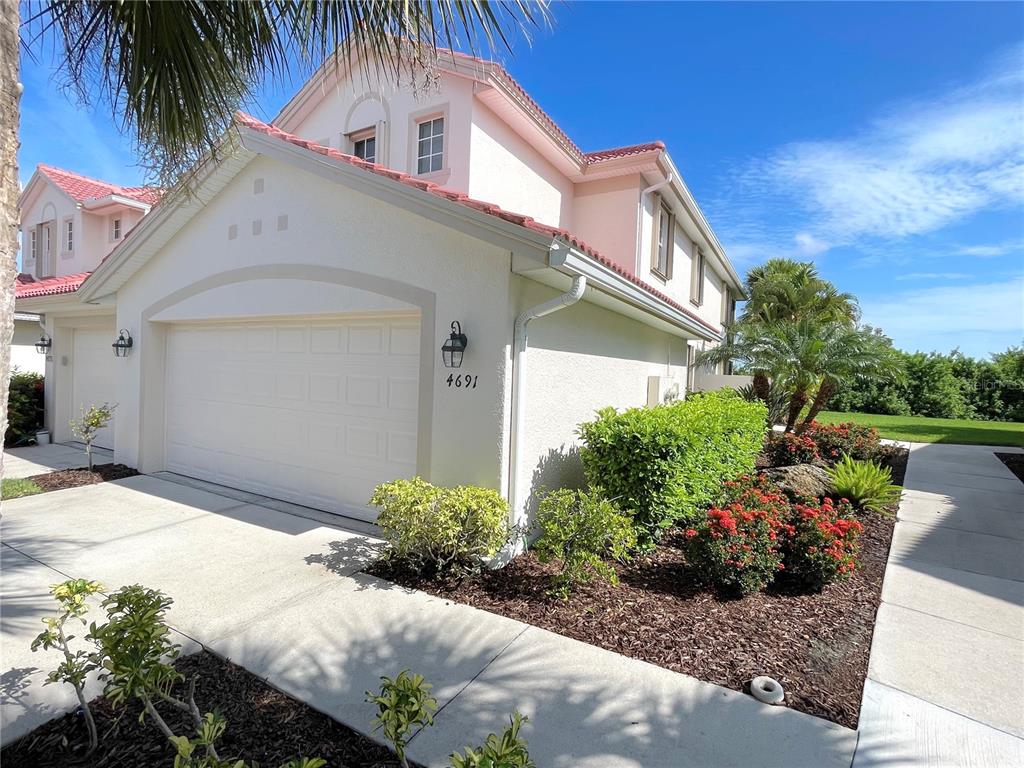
[763,431,819,467]
[803,422,881,464]
[682,476,791,596]
[782,497,863,590]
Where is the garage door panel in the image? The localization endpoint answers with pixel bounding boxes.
[164,316,419,519]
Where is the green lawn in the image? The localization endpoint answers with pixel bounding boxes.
[817,411,1024,447]
[1,477,43,499]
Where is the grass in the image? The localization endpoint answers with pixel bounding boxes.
[1,477,43,499]
[817,411,1024,447]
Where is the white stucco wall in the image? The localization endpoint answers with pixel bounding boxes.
[11,319,46,375]
[112,155,518,496]
[19,188,73,277]
[572,174,642,273]
[467,101,574,229]
[512,276,689,523]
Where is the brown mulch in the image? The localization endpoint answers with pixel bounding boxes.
[995,452,1024,485]
[367,498,899,730]
[1,651,408,768]
[27,463,139,492]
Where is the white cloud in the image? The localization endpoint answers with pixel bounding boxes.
[721,44,1024,251]
[861,276,1024,356]
[794,232,830,256]
[956,239,1024,258]
[893,272,971,281]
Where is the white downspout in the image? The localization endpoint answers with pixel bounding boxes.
[508,273,587,537]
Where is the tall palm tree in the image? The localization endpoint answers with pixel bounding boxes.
[0,1,550,451]
[742,257,860,326]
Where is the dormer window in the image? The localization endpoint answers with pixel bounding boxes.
[416,117,444,174]
[350,128,376,163]
[112,218,122,240]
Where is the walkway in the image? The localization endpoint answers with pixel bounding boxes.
[854,442,1024,768]
[1,445,855,767]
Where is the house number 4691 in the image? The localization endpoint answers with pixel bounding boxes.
[446,373,478,389]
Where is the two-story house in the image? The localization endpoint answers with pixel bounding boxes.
[14,165,159,443]
[16,50,743,527]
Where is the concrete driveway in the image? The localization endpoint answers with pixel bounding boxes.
[2,442,113,479]
[2,450,856,767]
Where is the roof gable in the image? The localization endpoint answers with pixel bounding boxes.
[36,164,162,206]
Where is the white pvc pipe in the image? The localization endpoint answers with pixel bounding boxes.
[507,274,587,534]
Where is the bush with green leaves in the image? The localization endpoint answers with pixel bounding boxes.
[366,670,437,768]
[578,390,767,546]
[5,370,45,447]
[828,455,902,514]
[449,712,534,768]
[70,402,116,470]
[371,478,511,575]
[532,488,636,597]
[31,579,105,755]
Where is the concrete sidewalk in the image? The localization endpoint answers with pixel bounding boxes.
[1,461,856,767]
[2,442,113,480]
[854,442,1024,768]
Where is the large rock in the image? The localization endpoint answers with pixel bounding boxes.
[761,464,833,500]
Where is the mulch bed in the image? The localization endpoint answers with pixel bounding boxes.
[1,651,407,768]
[366,452,907,731]
[27,463,139,492]
[995,452,1024,485]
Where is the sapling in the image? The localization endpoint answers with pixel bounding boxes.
[31,579,105,755]
[449,712,535,768]
[366,669,437,767]
[70,402,116,470]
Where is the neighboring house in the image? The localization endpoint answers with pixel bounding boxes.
[16,51,744,526]
[14,164,160,448]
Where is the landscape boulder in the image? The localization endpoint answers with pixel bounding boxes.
[760,464,833,500]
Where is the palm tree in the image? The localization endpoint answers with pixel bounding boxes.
[699,319,903,432]
[0,1,550,450]
[742,257,860,327]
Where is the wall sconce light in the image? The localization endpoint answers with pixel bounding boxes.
[35,333,52,354]
[112,329,133,357]
[441,321,468,369]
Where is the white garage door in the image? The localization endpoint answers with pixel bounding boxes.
[71,328,116,450]
[164,316,420,519]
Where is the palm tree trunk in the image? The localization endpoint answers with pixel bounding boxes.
[753,372,770,402]
[0,1,20,463]
[784,389,808,432]
[798,379,837,433]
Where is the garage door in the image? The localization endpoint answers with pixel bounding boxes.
[164,316,420,520]
[71,328,116,450]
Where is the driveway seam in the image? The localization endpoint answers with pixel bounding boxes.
[407,623,532,747]
[878,595,1024,642]
[864,677,1024,740]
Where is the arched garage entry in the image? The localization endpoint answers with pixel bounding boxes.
[138,266,435,521]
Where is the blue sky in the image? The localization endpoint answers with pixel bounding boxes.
[18,1,1024,358]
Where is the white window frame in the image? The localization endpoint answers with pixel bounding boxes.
[651,199,674,280]
[349,127,377,163]
[29,228,37,262]
[414,115,445,175]
[112,217,122,241]
[63,217,74,254]
[690,247,706,306]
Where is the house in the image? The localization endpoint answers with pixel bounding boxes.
[14,164,160,446]
[16,50,743,526]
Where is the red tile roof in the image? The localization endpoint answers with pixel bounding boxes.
[15,272,91,299]
[235,113,719,336]
[585,141,666,163]
[37,164,162,206]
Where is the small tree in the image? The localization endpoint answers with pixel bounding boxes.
[366,670,437,768]
[70,402,116,470]
[449,712,535,768]
[31,579,105,756]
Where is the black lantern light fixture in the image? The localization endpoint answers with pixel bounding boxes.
[35,333,52,355]
[441,321,468,369]
[112,329,134,358]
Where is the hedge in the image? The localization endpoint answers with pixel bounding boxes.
[5,372,44,447]
[578,390,767,547]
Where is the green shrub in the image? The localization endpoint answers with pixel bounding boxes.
[70,402,116,470]
[366,670,437,768]
[762,431,819,467]
[681,475,789,596]
[828,455,902,514]
[578,391,766,547]
[450,712,534,768]
[370,478,511,575]
[5,371,44,447]
[783,498,863,590]
[533,489,636,597]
